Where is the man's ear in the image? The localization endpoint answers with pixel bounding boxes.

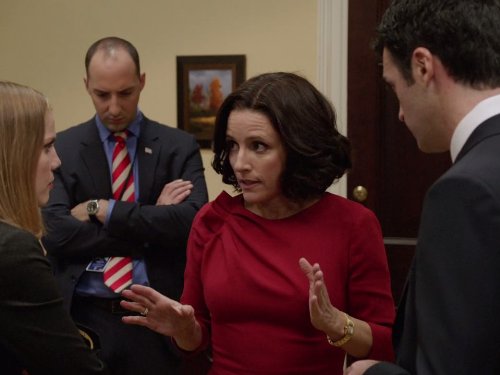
[412,47,434,85]
[139,73,146,91]
[84,76,89,91]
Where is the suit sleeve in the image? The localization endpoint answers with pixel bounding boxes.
[42,127,208,260]
[364,173,500,374]
[42,166,141,259]
[0,229,107,374]
[107,134,208,248]
[365,362,410,375]
[408,174,500,374]
[348,208,395,361]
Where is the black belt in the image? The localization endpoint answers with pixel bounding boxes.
[73,294,131,315]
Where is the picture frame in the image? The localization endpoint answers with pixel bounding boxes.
[177,55,246,148]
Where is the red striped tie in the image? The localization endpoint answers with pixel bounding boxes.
[103,131,134,293]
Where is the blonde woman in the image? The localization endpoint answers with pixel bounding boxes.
[0,81,106,374]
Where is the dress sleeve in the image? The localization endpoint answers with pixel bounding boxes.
[179,204,214,352]
[179,194,232,353]
[0,229,107,374]
[347,208,395,361]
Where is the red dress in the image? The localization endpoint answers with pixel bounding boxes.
[181,192,395,374]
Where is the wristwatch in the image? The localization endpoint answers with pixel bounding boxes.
[86,199,100,216]
[327,313,355,347]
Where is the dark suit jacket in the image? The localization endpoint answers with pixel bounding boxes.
[367,115,500,374]
[0,222,106,374]
[42,116,208,310]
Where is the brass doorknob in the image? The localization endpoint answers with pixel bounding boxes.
[352,185,368,202]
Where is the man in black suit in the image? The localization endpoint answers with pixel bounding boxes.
[346,0,500,374]
[42,36,208,374]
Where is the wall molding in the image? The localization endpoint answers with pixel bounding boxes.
[317,0,348,197]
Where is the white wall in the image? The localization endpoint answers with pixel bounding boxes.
[0,0,347,199]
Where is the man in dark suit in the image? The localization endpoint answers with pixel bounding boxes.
[346,0,500,374]
[42,36,208,374]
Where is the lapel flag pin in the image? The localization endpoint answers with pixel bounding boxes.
[145,147,152,154]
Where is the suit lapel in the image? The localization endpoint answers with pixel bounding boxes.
[137,118,161,203]
[79,121,112,196]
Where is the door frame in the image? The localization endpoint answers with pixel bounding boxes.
[317,0,349,197]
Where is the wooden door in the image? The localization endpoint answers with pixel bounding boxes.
[347,0,451,303]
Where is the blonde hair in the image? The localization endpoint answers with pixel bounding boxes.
[0,81,48,238]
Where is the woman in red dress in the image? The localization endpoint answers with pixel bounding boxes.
[122,72,395,374]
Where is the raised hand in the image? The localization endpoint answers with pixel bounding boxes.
[299,257,344,338]
[121,284,201,350]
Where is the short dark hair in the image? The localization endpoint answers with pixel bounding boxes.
[85,36,141,77]
[212,72,351,203]
[374,0,500,88]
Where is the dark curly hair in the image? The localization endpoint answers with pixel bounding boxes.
[212,72,351,203]
[374,0,500,88]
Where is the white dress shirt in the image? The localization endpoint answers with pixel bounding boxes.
[450,94,500,162]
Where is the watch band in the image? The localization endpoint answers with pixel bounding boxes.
[327,313,355,347]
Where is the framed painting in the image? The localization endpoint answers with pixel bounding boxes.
[177,55,246,148]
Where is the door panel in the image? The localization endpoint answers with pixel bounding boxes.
[347,0,451,302]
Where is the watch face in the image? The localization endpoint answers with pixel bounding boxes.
[87,200,99,215]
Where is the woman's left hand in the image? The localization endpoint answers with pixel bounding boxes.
[120,285,198,342]
[299,257,345,340]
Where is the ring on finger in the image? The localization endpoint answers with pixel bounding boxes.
[140,307,149,317]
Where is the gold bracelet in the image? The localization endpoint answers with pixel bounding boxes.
[326,313,355,347]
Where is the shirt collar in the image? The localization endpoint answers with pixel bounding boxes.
[95,110,143,142]
[450,94,500,162]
